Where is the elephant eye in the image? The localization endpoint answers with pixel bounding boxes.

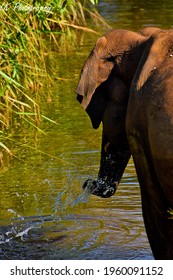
[106,56,114,62]
[101,56,114,63]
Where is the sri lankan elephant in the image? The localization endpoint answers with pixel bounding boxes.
[76,27,173,260]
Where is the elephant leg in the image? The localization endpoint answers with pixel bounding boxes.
[140,180,173,259]
[131,141,173,259]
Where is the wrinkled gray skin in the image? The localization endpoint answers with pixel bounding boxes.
[76,27,173,259]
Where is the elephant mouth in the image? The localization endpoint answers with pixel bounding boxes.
[82,178,118,198]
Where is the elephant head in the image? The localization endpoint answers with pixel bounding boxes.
[76,28,159,198]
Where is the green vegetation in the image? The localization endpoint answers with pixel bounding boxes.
[0,0,104,160]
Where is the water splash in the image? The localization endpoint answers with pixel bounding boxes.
[0,214,42,245]
[0,175,91,250]
[15,225,40,240]
[72,187,91,206]
[52,175,91,219]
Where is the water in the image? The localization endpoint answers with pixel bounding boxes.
[0,158,151,259]
[2,0,173,260]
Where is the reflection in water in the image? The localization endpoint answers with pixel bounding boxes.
[2,0,172,260]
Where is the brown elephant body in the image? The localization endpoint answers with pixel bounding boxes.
[76,27,173,259]
[127,30,173,259]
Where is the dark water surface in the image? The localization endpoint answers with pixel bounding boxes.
[1,0,173,260]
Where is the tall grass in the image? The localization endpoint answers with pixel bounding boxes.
[0,0,105,159]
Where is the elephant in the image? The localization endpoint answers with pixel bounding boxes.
[75,27,173,260]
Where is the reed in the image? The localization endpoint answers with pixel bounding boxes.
[0,0,106,159]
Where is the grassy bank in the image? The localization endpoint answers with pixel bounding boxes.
[0,0,105,160]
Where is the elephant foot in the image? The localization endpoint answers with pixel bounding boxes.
[82,178,118,198]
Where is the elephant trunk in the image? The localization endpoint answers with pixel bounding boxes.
[83,137,131,198]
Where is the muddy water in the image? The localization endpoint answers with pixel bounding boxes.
[1,0,173,260]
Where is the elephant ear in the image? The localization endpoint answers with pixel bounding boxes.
[135,31,165,90]
[85,80,108,129]
[76,36,114,128]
